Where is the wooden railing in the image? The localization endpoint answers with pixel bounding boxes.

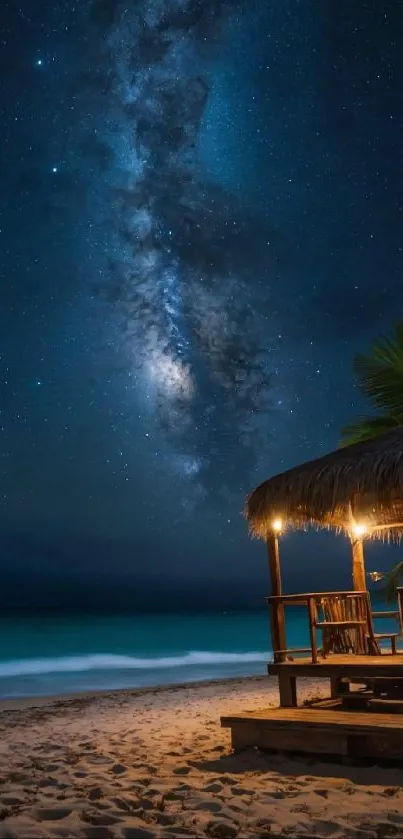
[265,590,371,664]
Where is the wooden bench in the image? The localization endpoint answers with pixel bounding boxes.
[221,706,403,760]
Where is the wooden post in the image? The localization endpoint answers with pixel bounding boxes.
[266,534,286,662]
[331,675,350,699]
[397,588,403,633]
[351,537,366,591]
[278,672,297,707]
[267,532,282,595]
[307,597,318,664]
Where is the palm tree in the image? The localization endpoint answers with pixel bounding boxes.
[369,566,403,603]
[342,322,403,445]
[383,562,403,603]
[343,323,403,599]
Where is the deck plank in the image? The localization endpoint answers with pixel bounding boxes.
[268,653,403,679]
[222,707,403,730]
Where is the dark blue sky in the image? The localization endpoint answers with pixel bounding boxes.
[1,0,403,609]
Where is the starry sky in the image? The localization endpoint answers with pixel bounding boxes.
[1,0,403,611]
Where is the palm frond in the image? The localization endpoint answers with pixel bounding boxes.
[382,561,403,604]
[341,415,400,447]
[353,324,403,418]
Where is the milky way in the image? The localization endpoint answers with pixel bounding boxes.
[86,0,276,498]
[2,0,403,591]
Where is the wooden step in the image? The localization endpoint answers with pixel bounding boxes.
[221,706,403,759]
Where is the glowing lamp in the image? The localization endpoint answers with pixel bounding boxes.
[272,518,283,533]
[352,522,367,538]
[368,570,385,583]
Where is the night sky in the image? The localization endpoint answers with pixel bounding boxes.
[1,0,403,611]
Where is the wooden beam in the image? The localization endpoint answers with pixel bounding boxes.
[266,590,366,603]
[351,537,367,591]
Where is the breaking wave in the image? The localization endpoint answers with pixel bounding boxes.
[0,651,268,679]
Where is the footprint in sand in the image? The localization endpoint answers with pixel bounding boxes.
[291,804,311,815]
[341,785,355,796]
[255,817,275,830]
[313,788,329,798]
[184,799,222,814]
[39,777,65,789]
[87,787,104,802]
[82,828,115,839]
[110,797,136,813]
[203,783,224,794]
[34,807,72,821]
[86,756,114,766]
[80,809,122,826]
[206,820,238,838]
[7,772,31,784]
[0,796,25,806]
[309,820,341,836]
[230,787,255,796]
[110,764,127,775]
[227,803,245,814]
[137,798,155,811]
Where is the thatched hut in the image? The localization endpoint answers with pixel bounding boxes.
[247,428,403,594]
[244,429,403,678]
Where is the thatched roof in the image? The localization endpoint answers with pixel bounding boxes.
[247,428,403,539]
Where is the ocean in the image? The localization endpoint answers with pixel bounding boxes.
[0,604,393,699]
[0,610,305,699]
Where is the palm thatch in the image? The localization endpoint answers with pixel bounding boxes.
[247,428,403,539]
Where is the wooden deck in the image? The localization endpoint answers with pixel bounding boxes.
[221,705,403,760]
[267,653,403,707]
[268,653,403,678]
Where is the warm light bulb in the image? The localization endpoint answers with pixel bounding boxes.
[272,518,283,533]
[352,522,367,538]
[368,570,384,583]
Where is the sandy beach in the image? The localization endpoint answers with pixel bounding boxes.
[0,676,403,838]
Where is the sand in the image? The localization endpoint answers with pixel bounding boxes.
[1,676,403,838]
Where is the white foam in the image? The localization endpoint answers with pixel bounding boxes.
[0,650,268,678]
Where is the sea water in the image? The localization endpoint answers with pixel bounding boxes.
[0,610,311,698]
[0,605,394,699]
